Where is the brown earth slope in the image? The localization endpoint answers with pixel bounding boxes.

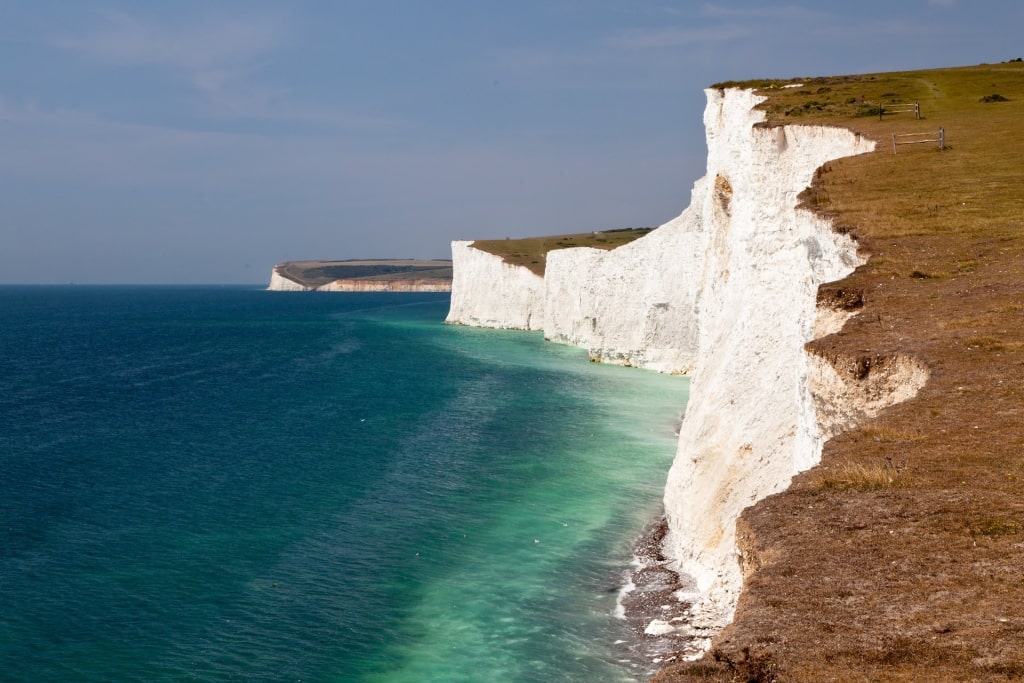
[654,62,1024,682]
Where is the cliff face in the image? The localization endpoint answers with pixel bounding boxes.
[446,241,545,330]
[268,269,311,291]
[316,279,451,292]
[445,87,926,647]
[542,212,701,372]
[660,89,877,632]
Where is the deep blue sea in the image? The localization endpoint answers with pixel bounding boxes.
[0,286,688,682]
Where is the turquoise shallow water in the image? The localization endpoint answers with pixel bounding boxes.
[0,287,688,682]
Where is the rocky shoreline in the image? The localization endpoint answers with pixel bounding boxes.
[618,518,710,674]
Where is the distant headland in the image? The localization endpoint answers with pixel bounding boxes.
[267,259,453,292]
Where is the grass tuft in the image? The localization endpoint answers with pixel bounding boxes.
[711,647,780,683]
[909,269,940,279]
[971,517,1022,537]
[817,457,911,491]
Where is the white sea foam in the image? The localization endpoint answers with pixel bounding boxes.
[613,571,636,620]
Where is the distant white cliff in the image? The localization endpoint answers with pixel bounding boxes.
[267,263,452,292]
[268,269,311,291]
[445,87,927,650]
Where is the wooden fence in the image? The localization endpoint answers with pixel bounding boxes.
[892,128,945,154]
[881,102,921,119]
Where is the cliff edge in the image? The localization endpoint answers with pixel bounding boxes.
[445,86,924,655]
[449,62,1024,681]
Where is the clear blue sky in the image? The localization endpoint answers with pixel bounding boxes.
[1,1,1019,283]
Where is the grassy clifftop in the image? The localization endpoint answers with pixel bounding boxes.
[655,61,1024,682]
[470,227,655,276]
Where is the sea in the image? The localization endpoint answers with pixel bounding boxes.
[0,286,689,683]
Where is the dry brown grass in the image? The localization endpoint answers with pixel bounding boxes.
[815,457,912,491]
[654,61,1024,683]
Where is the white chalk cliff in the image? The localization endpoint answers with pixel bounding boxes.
[267,266,452,292]
[268,269,311,291]
[447,243,545,330]
[446,88,927,648]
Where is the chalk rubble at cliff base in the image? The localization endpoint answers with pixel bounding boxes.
[446,87,928,653]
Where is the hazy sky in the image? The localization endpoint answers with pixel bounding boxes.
[1,1,1019,283]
